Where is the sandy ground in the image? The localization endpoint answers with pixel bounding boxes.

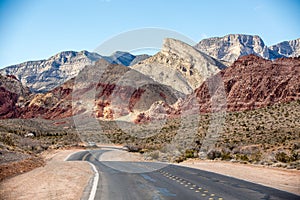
[178,159,300,195]
[0,149,93,200]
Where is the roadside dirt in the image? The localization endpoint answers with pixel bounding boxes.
[0,155,44,181]
[0,149,93,200]
[178,159,300,195]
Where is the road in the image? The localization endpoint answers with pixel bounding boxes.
[67,148,299,200]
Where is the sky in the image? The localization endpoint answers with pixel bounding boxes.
[0,0,299,68]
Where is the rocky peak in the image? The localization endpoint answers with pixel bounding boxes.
[0,50,149,93]
[195,34,270,63]
[132,38,226,94]
[182,55,300,113]
[268,38,300,59]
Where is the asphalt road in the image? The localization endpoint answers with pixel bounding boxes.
[67,149,300,200]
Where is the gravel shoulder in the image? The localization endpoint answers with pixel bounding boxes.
[178,159,300,195]
[0,149,93,200]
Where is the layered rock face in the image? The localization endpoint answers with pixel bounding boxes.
[195,34,270,63]
[0,75,30,118]
[195,34,300,63]
[183,55,300,113]
[7,59,182,120]
[132,38,226,94]
[269,38,300,59]
[1,51,101,93]
[0,51,149,93]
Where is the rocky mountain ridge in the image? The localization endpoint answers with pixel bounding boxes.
[269,38,300,59]
[0,59,183,120]
[132,38,226,94]
[136,55,300,122]
[0,50,149,93]
[195,34,300,63]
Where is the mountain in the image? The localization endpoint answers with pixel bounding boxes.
[107,51,150,66]
[135,55,300,123]
[0,75,30,118]
[183,55,300,113]
[195,34,300,63]
[268,38,300,59]
[195,34,270,63]
[0,50,149,93]
[11,59,183,120]
[132,38,226,94]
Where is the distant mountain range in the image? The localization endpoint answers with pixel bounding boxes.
[1,34,299,94]
[195,34,300,63]
[0,34,299,121]
[0,50,149,93]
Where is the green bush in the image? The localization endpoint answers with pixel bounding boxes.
[275,152,289,163]
[185,149,197,159]
[221,151,232,161]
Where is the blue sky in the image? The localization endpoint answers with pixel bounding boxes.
[0,0,299,68]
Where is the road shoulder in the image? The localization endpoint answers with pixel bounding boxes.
[0,149,93,200]
[178,159,300,195]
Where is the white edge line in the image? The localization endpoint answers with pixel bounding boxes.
[64,151,99,200]
[87,162,99,200]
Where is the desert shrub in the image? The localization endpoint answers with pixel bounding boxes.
[184,149,197,159]
[207,149,221,160]
[275,152,289,163]
[221,151,232,161]
[237,154,249,162]
[0,133,15,146]
[289,151,299,162]
[250,152,262,162]
[174,156,185,163]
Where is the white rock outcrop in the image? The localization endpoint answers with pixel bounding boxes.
[132,38,226,94]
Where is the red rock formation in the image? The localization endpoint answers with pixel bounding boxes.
[135,55,300,123]
[0,75,30,119]
[183,55,300,113]
[0,87,18,118]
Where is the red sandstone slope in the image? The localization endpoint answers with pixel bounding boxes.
[14,59,182,120]
[0,75,30,119]
[1,56,299,121]
[183,55,300,113]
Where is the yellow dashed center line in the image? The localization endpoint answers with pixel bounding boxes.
[159,170,224,200]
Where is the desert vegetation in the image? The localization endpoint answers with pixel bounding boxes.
[89,100,300,169]
[0,100,299,176]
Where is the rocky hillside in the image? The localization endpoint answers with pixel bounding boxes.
[6,59,183,120]
[132,38,226,94]
[0,50,149,93]
[183,55,300,113]
[134,55,300,123]
[269,38,300,59]
[0,75,30,119]
[195,34,269,63]
[195,34,300,63]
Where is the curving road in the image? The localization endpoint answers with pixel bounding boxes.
[67,148,299,200]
